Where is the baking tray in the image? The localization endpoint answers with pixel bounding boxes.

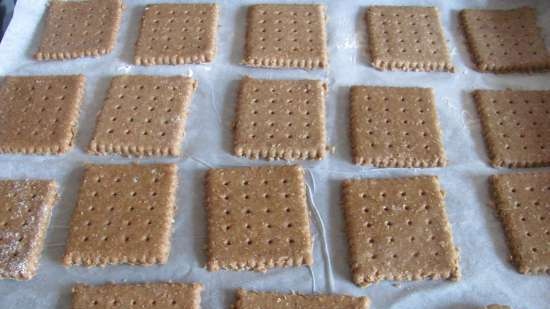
[0,0,549,308]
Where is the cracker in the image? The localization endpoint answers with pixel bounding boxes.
[460,7,550,73]
[482,305,512,309]
[0,75,85,154]
[490,172,550,275]
[134,4,219,65]
[233,77,327,160]
[234,289,369,309]
[204,165,312,272]
[341,176,460,287]
[72,282,202,309]
[349,86,446,167]
[35,0,123,60]
[474,90,550,167]
[64,164,177,266]
[0,181,57,280]
[366,6,453,72]
[89,75,197,157]
[243,4,328,69]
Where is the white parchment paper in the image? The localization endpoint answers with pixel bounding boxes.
[0,0,549,308]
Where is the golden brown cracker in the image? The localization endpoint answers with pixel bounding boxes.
[460,7,550,73]
[134,3,218,65]
[350,86,446,167]
[474,90,550,167]
[0,75,85,154]
[35,0,123,60]
[0,180,57,280]
[233,77,327,161]
[243,4,328,69]
[64,164,177,267]
[491,172,550,275]
[89,75,197,157]
[341,176,460,286]
[72,282,202,309]
[233,289,370,309]
[205,165,312,272]
[366,6,453,72]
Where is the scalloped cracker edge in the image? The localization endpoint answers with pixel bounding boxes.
[134,4,219,65]
[242,4,328,70]
[35,0,123,61]
[366,6,454,72]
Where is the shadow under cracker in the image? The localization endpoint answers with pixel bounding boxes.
[332,85,352,165]
[74,75,111,154]
[460,89,489,165]
[355,7,370,67]
[326,178,353,288]
[220,78,240,157]
[228,5,247,66]
[470,173,516,272]
[44,165,85,265]
[449,9,476,72]
[53,282,74,309]
[185,167,208,268]
[118,5,143,65]
[25,3,48,60]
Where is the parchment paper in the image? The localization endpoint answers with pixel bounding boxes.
[0,0,549,308]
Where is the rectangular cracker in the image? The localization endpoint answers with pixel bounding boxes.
[64,164,177,267]
[0,180,57,280]
[341,176,460,286]
[134,4,219,65]
[0,75,86,154]
[490,172,550,274]
[72,282,202,309]
[89,75,197,156]
[234,289,369,309]
[349,86,446,167]
[243,4,328,69]
[460,7,550,73]
[35,0,123,60]
[366,6,453,72]
[205,165,312,272]
[233,77,327,160]
[474,90,550,167]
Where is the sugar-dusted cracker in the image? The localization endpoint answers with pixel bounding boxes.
[64,164,177,267]
[72,282,202,309]
[35,0,123,60]
[460,7,550,73]
[474,90,550,167]
[233,77,327,161]
[349,86,446,167]
[0,181,57,280]
[89,75,197,157]
[243,4,328,69]
[366,6,453,72]
[233,289,370,309]
[134,3,219,65]
[490,172,550,275]
[341,176,460,287]
[204,165,312,272]
[0,75,85,154]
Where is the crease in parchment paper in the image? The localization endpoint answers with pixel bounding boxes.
[305,169,335,293]
[204,79,223,126]
[184,154,214,169]
[45,243,65,248]
[305,167,317,194]
[307,265,317,293]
